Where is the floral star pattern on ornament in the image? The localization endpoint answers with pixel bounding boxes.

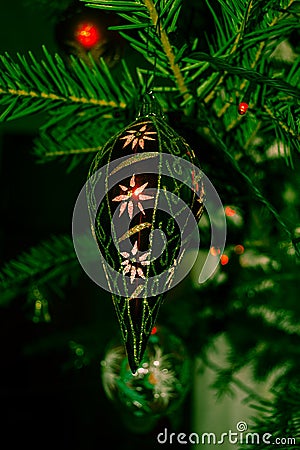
[120,124,157,150]
[112,174,154,220]
[121,241,150,284]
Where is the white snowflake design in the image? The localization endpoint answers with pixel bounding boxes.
[120,124,157,150]
[121,241,150,284]
[112,174,154,220]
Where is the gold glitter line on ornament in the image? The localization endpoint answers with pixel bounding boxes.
[102,259,113,294]
[109,152,159,176]
[91,224,97,242]
[128,284,145,300]
[144,153,162,281]
[118,222,152,243]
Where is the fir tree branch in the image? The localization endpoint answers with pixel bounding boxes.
[204,0,254,104]
[210,0,298,117]
[248,305,300,337]
[201,355,271,406]
[0,235,78,304]
[242,120,262,151]
[184,52,300,99]
[0,47,129,123]
[83,0,146,12]
[242,0,297,52]
[33,111,123,169]
[38,144,100,172]
[238,378,300,449]
[204,0,298,110]
[197,104,296,245]
[264,104,299,139]
[0,86,122,108]
[43,146,101,157]
[86,0,192,104]
[141,0,191,104]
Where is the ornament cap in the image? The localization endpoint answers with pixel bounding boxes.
[136,91,165,120]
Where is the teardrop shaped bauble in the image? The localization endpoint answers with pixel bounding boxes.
[86,112,205,373]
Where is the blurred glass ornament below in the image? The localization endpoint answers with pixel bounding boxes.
[101,325,192,433]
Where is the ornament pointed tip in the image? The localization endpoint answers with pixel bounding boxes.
[128,357,141,375]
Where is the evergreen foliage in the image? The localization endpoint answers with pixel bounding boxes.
[0,0,300,445]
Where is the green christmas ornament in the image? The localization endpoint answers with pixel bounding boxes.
[101,325,192,433]
[86,93,205,373]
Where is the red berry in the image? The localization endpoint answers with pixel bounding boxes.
[238,102,249,115]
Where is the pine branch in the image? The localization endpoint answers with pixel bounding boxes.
[263,104,300,145]
[214,1,299,119]
[248,305,300,337]
[196,104,297,247]
[238,377,300,450]
[38,142,100,159]
[141,0,191,103]
[193,0,299,112]
[0,46,130,123]
[34,135,100,172]
[226,97,300,144]
[183,49,300,164]
[264,105,300,168]
[183,52,300,100]
[83,0,192,105]
[203,0,255,104]
[82,0,146,12]
[0,235,78,304]
[201,355,272,406]
[33,112,124,169]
